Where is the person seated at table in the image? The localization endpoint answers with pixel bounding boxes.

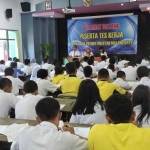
[137,66,150,87]
[69,45,81,58]
[11,97,87,150]
[97,68,126,101]
[15,80,43,120]
[0,78,18,118]
[82,46,93,57]
[51,66,66,85]
[132,85,150,127]
[114,71,131,90]
[83,66,93,79]
[60,62,81,96]
[88,94,150,150]
[70,79,106,124]
[5,67,24,95]
[36,69,59,96]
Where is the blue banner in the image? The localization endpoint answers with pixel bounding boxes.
[67,15,138,55]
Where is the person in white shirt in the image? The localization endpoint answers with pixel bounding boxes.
[5,67,24,95]
[95,55,107,71]
[37,69,59,96]
[30,65,41,81]
[107,64,117,80]
[0,78,18,118]
[11,97,87,150]
[21,59,32,76]
[74,60,84,79]
[15,80,43,120]
[137,66,150,87]
[0,60,5,73]
[121,61,137,81]
[42,58,54,75]
[70,79,106,124]
[81,56,89,68]
[5,57,12,67]
[82,47,93,57]
[132,85,150,127]
[114,71,131,90]
[69,45,81,58]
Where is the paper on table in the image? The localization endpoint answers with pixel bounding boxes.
[74,127,90,139]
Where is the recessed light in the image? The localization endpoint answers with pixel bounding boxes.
[121,3,124,6]
[147,7,150,11]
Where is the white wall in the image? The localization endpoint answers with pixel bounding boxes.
[0,0,23,60]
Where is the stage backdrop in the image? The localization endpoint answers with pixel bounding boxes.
[67,15,138,55]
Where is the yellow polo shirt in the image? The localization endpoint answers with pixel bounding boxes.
[60,76,81,96]
[88,123,150,150]
[97,81,126,101]
[51,74,66,85]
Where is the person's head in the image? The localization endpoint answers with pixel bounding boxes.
[88,56,94,65]
[72,79,103,115]
[65,62,77,75]
[0,78,12,93]
[137,66,149,79]
[24,59,30,66]
[132,85,150,126]
[37,69,48,79]
[4,67,14,76]
[10,62,17,68]
[83,56,89,62]
[23,80,38,95]
[13,57,17,62]
[8,57,12,61]
[55,66,64,76]
[83,66,92,78]
[98,68,109,81]
[0,60,5,65]
[117,71,126,80]
[101,55,107,61]
[105,94,134,124]
[74,60,80,69]
[109,57,116,64]
[72,45,78,51]
[108,64,115,72]
[15,58,20,63]
[35,97,61,126]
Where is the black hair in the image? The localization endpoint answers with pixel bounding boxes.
[132,85,150,126]
[0,60,5,64]
[37,69,48,79]
[8,57,12,61]
[4,67,14,76]
[83,56,89,62]
[13,57,17,62]
[43,58,48,63]
[24,59,30,65]
[88,56,94,65]
[101,55,107,61]
[74,60,80,69]
[35,97,60,121]
[137,66,149,79]
[108,64,115,72]
[98,68,109,79]
[109,57,116,64]
[72,79,104,115]
[117,71,126,78]
[105,94,133,124]
[10,62,17,68]
[24,80,38,94]
[55,66,64,76]
[0,78,12,89]
[83,66,92,78]
[65,62,76,75]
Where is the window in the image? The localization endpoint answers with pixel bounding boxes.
[0,29,19,60]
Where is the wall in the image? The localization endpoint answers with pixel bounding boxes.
[0,0,23,61]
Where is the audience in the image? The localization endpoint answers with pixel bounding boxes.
[88,94,150,150]
[15,80,43,120]
[11,97,87,150]
[83,66,93,79]
[70,79,106,124]
[21,59,32,76]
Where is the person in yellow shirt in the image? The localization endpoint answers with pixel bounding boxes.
[60,62,81,96]
[88,94,150,150]
[51,66,66,85]
[97,68,126,101]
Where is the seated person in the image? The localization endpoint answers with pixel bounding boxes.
[60,62,81,96]
[83,66,93,79]
[70,79,106,124]
[132,85,150,127]
[107,64,117,80]
[51,66,66,85]
[69,45,81,58]
[81,56,89,67]
[88,94,150,150]
[74,60,84,79]
[114,71,131,90]
[42,58,54,75]
[11,97,87,150]
[97,68,126,101]
[82,46,93,57]
[15,80,43,120]
[21,59,32,76]
[0,78,18,118]
[36,69,59,96]
[5,67,24,95]
[137,66,150,87]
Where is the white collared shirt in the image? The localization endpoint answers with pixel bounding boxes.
[5,76,24,95]
[15,94,43,120]
[95,61,106,71]
[69,50,81,57]
[21,65,32,76]
[70,103,107,124]
[139,77,150,87]
[11,121,87,150]
[42,63,54,74]
[0,90,18,118]
[36,78,58,96]
[114,78,131,90]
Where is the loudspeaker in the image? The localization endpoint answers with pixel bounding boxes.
[5,9,12,19]
[21,2,31,12]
